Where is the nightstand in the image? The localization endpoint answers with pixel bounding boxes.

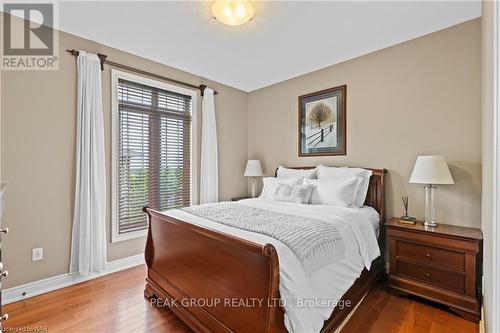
[231,196,251,201]
[386,218,482,322]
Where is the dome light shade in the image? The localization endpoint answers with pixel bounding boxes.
[212,1,254,26]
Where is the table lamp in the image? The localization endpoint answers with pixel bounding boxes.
[244,160,263,198]
[409,155,454,227]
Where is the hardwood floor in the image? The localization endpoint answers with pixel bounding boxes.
[4,265,478,333]
[339,281,479,333]
[4,265,192,333]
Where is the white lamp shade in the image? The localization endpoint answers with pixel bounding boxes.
[409,155,454,185]
[244,160,263,177]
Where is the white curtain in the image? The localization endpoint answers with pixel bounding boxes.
[70,51,107,275]
[200,88,218,204]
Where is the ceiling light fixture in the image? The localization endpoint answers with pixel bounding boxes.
[212,0,254,26]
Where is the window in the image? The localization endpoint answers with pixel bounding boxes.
[111,70,197,242]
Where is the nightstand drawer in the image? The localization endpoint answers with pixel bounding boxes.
[396,260,465,293]
[397,241,465,272]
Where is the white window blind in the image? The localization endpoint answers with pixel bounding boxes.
[117,78,192,235]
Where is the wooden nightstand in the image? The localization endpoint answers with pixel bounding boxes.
[386,218,482,322]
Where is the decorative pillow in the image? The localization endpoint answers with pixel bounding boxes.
[276,166,317,179]
[272,184,315,204]
[303,177,361,207]
[260,177,304,199]
[316,166,373,207]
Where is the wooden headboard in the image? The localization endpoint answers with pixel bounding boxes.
[275,166,387,223]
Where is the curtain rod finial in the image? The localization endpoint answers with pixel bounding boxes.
[97,53,107,71]
[199,85,218,96]
[66,49,79,56]
[199,84,207,96]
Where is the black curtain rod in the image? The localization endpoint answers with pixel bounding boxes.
[66,49,218,96]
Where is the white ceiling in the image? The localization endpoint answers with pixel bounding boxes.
[57,1,481,92]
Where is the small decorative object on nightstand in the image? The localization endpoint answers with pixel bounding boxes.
[399,195,416,225]
[386,217,482,322]
[244,160,263,198]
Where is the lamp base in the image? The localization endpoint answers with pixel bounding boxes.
[423,220,438,228]
[423,185,437,228]
[250,177,257,198]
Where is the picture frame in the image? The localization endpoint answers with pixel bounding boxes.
[298,85,346,157]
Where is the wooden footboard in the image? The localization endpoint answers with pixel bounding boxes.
[143,207,286,333]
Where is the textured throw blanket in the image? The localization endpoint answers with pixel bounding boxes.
[182,202,346,276]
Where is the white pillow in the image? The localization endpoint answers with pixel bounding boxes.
[260,177,303,199]
[316,166,373,207]
[304,177,361,207]
[272,184,315,204]
[276,166,317,179]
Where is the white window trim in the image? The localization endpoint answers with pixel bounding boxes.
[111,69,198,243]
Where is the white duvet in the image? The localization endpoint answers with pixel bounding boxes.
[164,198,380,333]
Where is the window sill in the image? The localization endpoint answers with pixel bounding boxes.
[111,228,148,243]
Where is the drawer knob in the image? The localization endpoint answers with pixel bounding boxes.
[0,270,8,277]
[0,313,8,321]
[425,253,431,258]
[0,228,8,234]
[425,272,431,278]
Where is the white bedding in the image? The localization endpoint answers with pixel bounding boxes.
[164,198,380,333]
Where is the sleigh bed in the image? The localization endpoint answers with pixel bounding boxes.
[143,167,386,333]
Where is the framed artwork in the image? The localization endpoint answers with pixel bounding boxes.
[298,85,346,157]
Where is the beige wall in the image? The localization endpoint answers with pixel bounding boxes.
[480,1,494,331]
[247,19,482,228]
[1,23,248,288]
[0,16,483,290]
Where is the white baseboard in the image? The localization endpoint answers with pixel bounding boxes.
[2,253,145,305]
